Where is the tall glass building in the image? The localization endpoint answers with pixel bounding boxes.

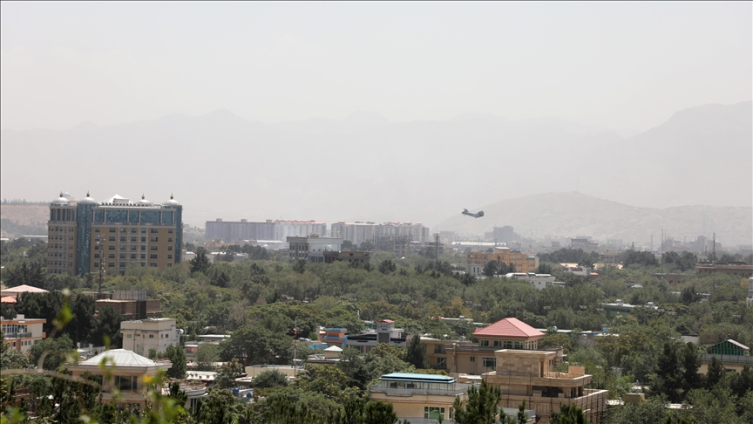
[47,192,183,276]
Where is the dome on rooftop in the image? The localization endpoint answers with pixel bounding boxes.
[51,192,69,205]
[163,194,181,206]
[138,194,151,205]
[79,191,97,205]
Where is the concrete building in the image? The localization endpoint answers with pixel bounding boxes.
[287,236,343,263]
[370,373,470,422]
[466,247,538,276]
[83,289,161,320]
[205,219,276,244]
[698,339,753,374]
[504,273,565,290]
[570,237,599,252]
[346,319,407,353]
[323,250,371,266]
[1,314,46,354]
[47,192,183,276]
[425,318,547,375]
[492,226,517,244]
[483,349,608,424]
[695,263,753,278]
[331,221,431,245]
[121,318,180,356]
[68,349,171,409]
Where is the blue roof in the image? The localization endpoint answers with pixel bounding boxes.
[380,373,455,383]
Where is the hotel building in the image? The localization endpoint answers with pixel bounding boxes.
[47,192,183,276]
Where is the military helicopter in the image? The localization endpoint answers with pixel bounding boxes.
[462,209,484,218]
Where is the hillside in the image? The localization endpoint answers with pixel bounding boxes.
[434,192,752,247]
[1,102,750,227]
[0,204,49,237]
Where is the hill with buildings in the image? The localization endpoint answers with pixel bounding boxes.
[434,192,753,247]
[1,102,750,229]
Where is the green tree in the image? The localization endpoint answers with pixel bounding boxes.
[89,305,124,347]
[292,259,307,274]
[364,401,398,424]
[189,251,212,274]
[608,397,668,424]
[405,334,429,369]
[253,370,289,389]
[483,261,498,278]
[196,343,221,370]
[378,259,397,274]
[164,344,187,379]
[704,357,726,390]
[28,334,75,370]
[453,379,502,424]
[550,404,589,424]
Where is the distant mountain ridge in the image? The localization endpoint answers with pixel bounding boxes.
[434,192,752,246]
[1,101,750,230]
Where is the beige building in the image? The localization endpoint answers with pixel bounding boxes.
[482,349,608,424]
[369,373,469,422]
[121,318,180,356]
[424,318,548,375]
[48,192,183,276]
[467,247,538,275]
[1,314,46,354]
[68,349,171,410]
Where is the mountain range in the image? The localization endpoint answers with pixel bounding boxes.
[1,101,750,244]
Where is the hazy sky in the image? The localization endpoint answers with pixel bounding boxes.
[2,2,750,132]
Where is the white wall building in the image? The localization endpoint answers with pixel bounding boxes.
[504,273,565,290]
[288,236,343,262]
[121,318,180,356]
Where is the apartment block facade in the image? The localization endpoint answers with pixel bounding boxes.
[121,318,180,357]
[1,314,46,354]
[206,219,326,244]
[467,247,538,275]
[331,221,431,245]
[48,192,183,276]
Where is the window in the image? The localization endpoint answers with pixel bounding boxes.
[514,342,523,349]
[480,340,489,347]
[168,229,173,234]
[424,407,452,420]
[120,236,126,242]
[168,237,173,242]
[108,245,115,251]
[141,254,146,259]
[150,254,158,259]
[168,246,173,251]
[436,358,447,369]
[93,262,99,267]
[167,263,172,267]
[119,262,126,268]
[167,254,172,259]
[493,340,502,347]
[120,245,126,251]
[150,246,158,251]
[131,228,137,233]
[141,246,146,251]
[126,334,132,338]
[150,228,158,233]
[131,254,137,259]
[150,237,158,242]
[141,237,147,242]
[119,254,126,259]
[95,227,100,232]
[108,262,115,268]
[94,253,100,259]
[149,334,154,339]
[141,228,147,233]
[482,358,496,368]
[150,263,157,267]
[109,228,116,233]
[108,236,116,241]
[504,341,512,349]
[108,253,115,258]
[470,356,475,362]
[131,237,137,242]
[131,246,137,251]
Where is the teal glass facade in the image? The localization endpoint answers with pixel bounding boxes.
[75,204,94,276]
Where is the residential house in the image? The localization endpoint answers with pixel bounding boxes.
[120,318,180,357]
[1,314,46,354]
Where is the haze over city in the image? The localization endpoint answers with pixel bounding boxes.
[1,2,751,244]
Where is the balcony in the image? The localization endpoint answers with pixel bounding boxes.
[370,383,472,397]
[3,332,32,339]
[700,354,753,365]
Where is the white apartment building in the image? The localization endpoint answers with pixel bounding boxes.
[121,318,180,356]
[504,273,565,290]
[1,314,46,354]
